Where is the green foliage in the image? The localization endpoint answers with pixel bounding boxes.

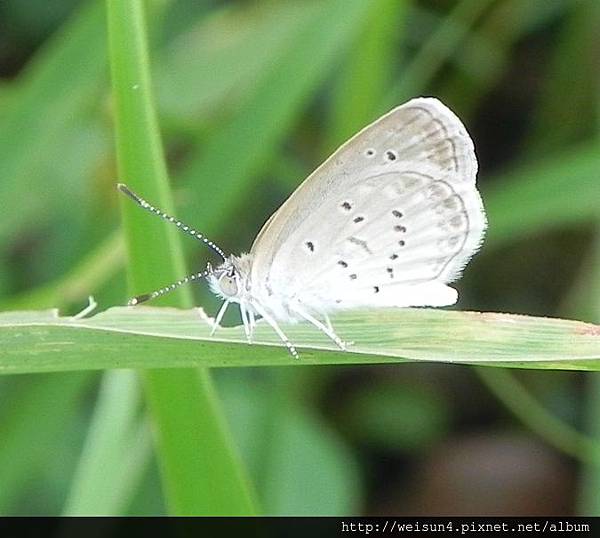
[0,0,599,516]
[1,307,598,373]
[106,0,255,515]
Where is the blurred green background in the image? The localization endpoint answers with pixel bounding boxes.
[1,0,599,515]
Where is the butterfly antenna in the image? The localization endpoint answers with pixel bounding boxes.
[128,266,213,306]
[117,183,226,260]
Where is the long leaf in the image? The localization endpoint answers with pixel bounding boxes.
[484,143,600,247]
[324,0,408,152]
[63,370,151,515]
[106,0,256,515]
[177,0,373,236]
[0,372,96,512]
[1,307,598,373]
[0,0,107,246]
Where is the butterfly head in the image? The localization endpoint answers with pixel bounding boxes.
[206,254,252,303]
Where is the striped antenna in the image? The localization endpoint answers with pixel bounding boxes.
[117,183,226,260]
[128,266,213,306]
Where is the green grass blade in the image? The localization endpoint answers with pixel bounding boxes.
[219,372,361,514]
[385,0,495,105]
[477,367,600,465]
[156,1,318,124]
[484,143,600,248]
[177,0,373,235]
[106,0,256,514]
[63,370,151,515]
[5,232,124,311]
[259,392,361,514]
[473,1,600,483]
[576,232,600,514]
[440,1,571,113]
[526,1,600,156]
[579,373,600,515]
[0,0,106,246]
[142,367,255,514]
[1,307,598,373]
[0,372,96,513]
[324,0,408,152]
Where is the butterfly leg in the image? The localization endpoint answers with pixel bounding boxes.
[249,310,256,340]
[71,296,97,320]
[210,299,231,336]
[291,305,348,351]
[322,311,353,347]
[239,302,253,344]
[251,302,299,359]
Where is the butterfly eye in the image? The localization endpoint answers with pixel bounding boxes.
[218,273,239,297]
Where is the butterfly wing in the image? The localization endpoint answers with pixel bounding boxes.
[249,97,486,316]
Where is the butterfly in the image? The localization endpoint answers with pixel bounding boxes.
[118,97,486,358]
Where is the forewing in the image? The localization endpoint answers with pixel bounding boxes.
[250,97,484,310]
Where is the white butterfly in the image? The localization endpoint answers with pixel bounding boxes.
[119,97,486,358]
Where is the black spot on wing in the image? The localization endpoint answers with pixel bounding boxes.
[348,236,372,255]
